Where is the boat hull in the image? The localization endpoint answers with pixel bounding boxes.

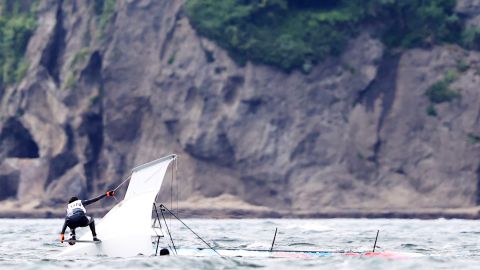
[174,248,425,259]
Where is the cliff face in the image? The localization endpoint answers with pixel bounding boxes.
[0,0,479,216]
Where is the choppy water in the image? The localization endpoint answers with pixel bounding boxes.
[0,218,479,269]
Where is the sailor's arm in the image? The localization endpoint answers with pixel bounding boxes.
[60,218,67,242]
[82,190,115,206]
[61,218,67,234]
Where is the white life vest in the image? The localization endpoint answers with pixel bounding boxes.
[66,200,87,217]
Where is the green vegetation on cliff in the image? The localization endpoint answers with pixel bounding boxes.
[425,79,460,104]
[0,0,37,85]
[186,0,462,71]
[424,69,461,117]
[94,0,116,38]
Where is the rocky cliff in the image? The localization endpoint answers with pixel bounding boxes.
[0,0,480,218]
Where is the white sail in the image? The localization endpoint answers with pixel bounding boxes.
[59,154,177,257]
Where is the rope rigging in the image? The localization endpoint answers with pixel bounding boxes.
[160,204,223,258]
[159,204,178,255]
[112,173,132,192]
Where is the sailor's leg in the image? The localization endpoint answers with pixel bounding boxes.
[67,225,77,245]
[66,219,77,239]
[87,216,97,237]
[87,216,100,241]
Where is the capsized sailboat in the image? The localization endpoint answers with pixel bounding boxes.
[59,154,176,257]
[58,154,424,259]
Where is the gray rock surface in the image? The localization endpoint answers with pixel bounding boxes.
[0,0,479,216]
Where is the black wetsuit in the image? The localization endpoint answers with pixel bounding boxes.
[61,194,107,237]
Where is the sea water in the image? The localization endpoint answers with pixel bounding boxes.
[0,218,479,269]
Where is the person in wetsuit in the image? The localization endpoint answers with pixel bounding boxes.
[60,191,115,244]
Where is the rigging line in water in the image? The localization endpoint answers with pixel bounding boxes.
[373,230,380,253]
[270,228,278,252]
[160,204,224,258]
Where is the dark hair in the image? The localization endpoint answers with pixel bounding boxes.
[159,248,170,256]
[69,196,79,203]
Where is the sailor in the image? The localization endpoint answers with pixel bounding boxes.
[60,191,115,244]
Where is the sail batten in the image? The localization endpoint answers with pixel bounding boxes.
[59,154,177,257]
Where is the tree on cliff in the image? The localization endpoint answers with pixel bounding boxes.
[185,0,465,72]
